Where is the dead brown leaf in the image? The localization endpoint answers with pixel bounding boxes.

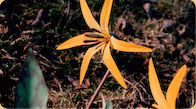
[177,25,186,36]
[66,75,90,89]
[0,24,8,34]
[183,55,191,62]
[31,9,44,26]
[72,79,90,89]
[116,17,126,31]
[1,55,17,60]
[161,19,175,32]
[85,79,90,87]
[0,69,3,75]
[22,30,34,34]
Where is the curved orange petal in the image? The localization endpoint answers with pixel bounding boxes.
[166,65,187,108]
[152,104,160,109]
[57,34,98,50]
[111,36,152,52]
[192,0,196,6]
[191,104,196,109]
[103,43,127,89]
[149,58,167,108]
[80,0,103,32]
[80,42,105,84]
[0,0,4,4]
[0,104,5,109]
[100,0,113,33]
[136,107,147,109]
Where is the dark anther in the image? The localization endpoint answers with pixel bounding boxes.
[83,40,97,43]
[85,34,104,38]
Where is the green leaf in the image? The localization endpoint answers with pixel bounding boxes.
[14,48,48,108]
[105,99,113,109]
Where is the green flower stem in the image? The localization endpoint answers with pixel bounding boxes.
[87,69,110,109]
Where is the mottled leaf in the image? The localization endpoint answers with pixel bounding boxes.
[14,48,48,108]
[105,99,113,109]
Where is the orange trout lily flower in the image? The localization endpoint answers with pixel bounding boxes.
[148,58,187,109]
[57,0,152,89]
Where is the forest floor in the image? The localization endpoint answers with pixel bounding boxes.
[0,0,195,108]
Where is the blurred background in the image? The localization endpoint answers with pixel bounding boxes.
[0,0,195,108]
